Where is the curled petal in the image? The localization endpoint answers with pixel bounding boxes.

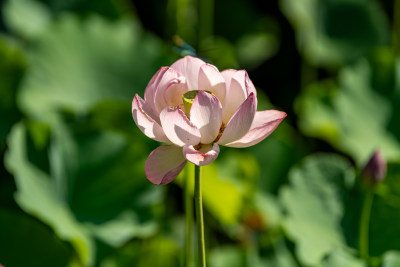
[198,64,227,103]
[217,93,257,145]
[160,106,201,147]
[145,145,187,185]
[183,143,220,166]
[243,70,257,96]
[190,90,223,144]
[170,56,206,91]
[132,95,169,143]
[163,77,189,107]
[224,110,287,148]
[144,67,169,119]
[154,68,182,114]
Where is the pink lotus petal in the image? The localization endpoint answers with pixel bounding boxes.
[144,67,169,120]
[190,90,223,144]
[217,93,257,145]
[221,69,256,96]
[170,56,206,91]
[160,106,201,147]
[221,70,248,123]
[154,68,182,114]
[145,145,187,185]
[132,95,170,143]
[163,77,189,107]
[224,110,287,148]
[198,64,227,103]
[183,143,220,166]
[221,69,237,89]
[244,71,257,96]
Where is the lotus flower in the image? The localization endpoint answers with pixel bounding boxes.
[132,56,286,185]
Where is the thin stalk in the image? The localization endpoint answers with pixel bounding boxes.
[359,191,374,261]
[195,165,206,267]
[184,165,193,267]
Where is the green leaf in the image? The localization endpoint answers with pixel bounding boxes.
[0,208,73,267]
[202,163,243,225]
[262,239,299,267]
[209,246,244,267]
[248,121,307,192]
[209,239,299,267]
[3,0,52,39]
[53,101,161,245]
[247,90,308,193]
[68,125,160,225]
[178,161,243,225]
[30,0,130,20]
[0,36,25,149]
[96,237,181,267]
[17,14,173,118]
[382,251,400,267]
[87,211,157,247]
[4,122,95,266]
[280,153,355,266]
[281,0,390,66]
[253,192,283,229]
[123,237,180,267]
[369,163,400,256]
[296,57,400,165]
[322,249,365,267]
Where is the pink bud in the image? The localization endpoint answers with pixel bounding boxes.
[361,150,387,185]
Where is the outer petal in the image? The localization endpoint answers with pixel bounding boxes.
[183,143,220,166]
[221,70,248,123]
[145,145,187,185]
[224,110,287,148]
[170,56,206,91]
[160,106,201,147]
[132,94,170,143]
[198,64,227,103]
[217,93,257,145]
[144,67,169,120]
[243,71,257,96]
[190,90,223,144]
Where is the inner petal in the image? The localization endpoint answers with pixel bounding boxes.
[189,90,223,144]
[182,90,215,118]
[163,77,189,108]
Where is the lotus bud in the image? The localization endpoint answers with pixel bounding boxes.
[361,150,387,185]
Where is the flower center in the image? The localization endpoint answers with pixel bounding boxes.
[182,90,213,118]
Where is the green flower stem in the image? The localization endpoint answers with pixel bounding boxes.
[359,190,374,261]
[184,166,193,267]
[195,165,206,267]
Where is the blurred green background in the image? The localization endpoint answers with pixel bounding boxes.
[0,0,400,266]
